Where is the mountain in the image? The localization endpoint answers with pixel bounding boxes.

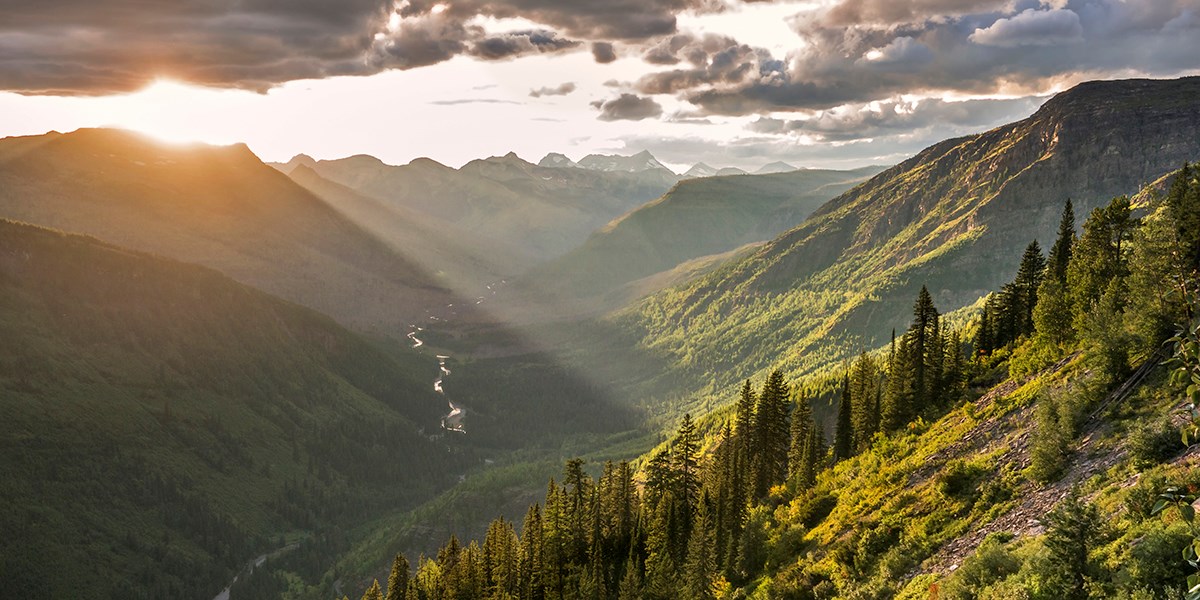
[715,166,747,176]
[537,152,579,168]
[0,219,466,600]
[614,76,1200,401]
[683,162,718,178]
[525,166,886,305]
[755,161,797,174]
[289,151,680,262]
[575,150,673,174]
[0,128,453,334]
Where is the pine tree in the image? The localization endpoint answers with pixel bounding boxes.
[361,579,384,600]
[386,553,409,600]
[911,286,939,412]
[1041,488,1102,600]
[1014,240,1047,335]
[1048,198,1076,284]
[882,334,913,431]
[788,397,812,479]
[833,374,854,462]
[518,504,543,600]
[751,371,790,497]
[848,352,880,452]
[672,414,701,511]
[683,494,717,600]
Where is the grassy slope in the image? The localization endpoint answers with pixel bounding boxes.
[0,220,469,600]
[610,77,1200,407]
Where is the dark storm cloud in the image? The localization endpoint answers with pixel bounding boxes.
[0,0,394,94]
[529,82,577,97]
[591,42,618,64]
[647,0,1200,116]
[594,93,664,121]
[0,0,702,94]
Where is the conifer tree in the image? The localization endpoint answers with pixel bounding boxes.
[911,286,938,411]
[750,371,790,497]
[673,414,701,511]
[788,397,812,478]
[1014,240,1047,335]
[1048,198,1076,284]
[882,335,913,431]
[833,374,854,462]
[361,579,384,600]
[683,494,717,600]
[849,352,880,451]
[518,504,543,600]
[386,553,409,600]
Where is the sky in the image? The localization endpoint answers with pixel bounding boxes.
[0,0,1197,171]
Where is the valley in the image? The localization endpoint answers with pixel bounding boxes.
[3,74,1200,600]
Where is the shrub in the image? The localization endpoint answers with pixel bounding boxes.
[1128,418,1179,469]
[937,459,989,499]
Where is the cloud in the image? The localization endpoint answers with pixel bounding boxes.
[594,93,664,121]
[856,36,934,66]
[969,8,1084,47]
[670,0,1200,115]
[591,42,618,63]
[470,30,581,60]
[529,82,577,97]
[747,96,1043,142]
[0,0,706,94]
[429,98,522,105]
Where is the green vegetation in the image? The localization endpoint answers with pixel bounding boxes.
[360,165,1200,599]
[0,220,478,599]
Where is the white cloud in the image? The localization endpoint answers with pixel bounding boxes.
[969,8,1084,47]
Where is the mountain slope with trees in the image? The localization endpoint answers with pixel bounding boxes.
[612,76,1200,404]
[525,166,885,303]
[0,220,472,600]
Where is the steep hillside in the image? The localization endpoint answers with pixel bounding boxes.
[281,151,679,262]
[0,220,467,600]
[527,166,884,302]
[617,76,1200,399]
[0,129,454,334]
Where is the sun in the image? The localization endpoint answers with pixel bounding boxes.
[98,78,249,147]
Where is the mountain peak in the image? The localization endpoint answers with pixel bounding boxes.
[577,150,674,174]
[539,152,579,168]
[755,161,797,174]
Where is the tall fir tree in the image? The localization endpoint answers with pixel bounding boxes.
[1048,198,1076,284]
[848,352,880,452]
[833,374,854,462]
[750,371,790,497]
[386,553,409,600]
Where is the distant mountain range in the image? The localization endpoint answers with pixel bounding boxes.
[536,151,799,178]
[272,150,678,263]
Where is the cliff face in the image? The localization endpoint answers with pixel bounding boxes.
[620,76,1200,391]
